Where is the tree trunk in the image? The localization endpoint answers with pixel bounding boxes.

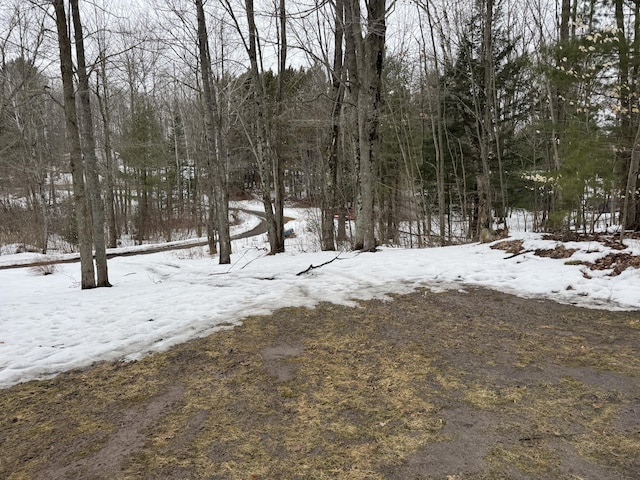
[196,0,231,263]
[560,0,571,43]
[95,50,118,249]
[37,178,49,254]
[71,0,110,287]
[357,88,377,251]
[272,0,287,253]
[420,2,446,244]
[622,122,640,236]
[53,0,95,289]
[245,0,284,255]
[633,0,640,228]
[346,0,386,252]
[343,0,361,249]
[616,0,640,231]
[478,0,494,241]
[321,0,345,251]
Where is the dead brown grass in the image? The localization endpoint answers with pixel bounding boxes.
[490,239,524,254]
[1,289,639,480]
[534,244,579,259]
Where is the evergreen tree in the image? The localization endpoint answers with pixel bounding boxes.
[120,98,168,244]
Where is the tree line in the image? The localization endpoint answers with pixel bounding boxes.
[0,0,639,288]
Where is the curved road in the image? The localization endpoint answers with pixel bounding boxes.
[0,209,280,270]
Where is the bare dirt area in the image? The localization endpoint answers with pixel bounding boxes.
[1,287,639,480]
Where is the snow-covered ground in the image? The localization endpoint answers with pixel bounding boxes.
[1,203,639,388]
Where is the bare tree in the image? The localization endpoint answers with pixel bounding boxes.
[195,0,231,263]
[320,0,345,251]
[95,40,118,249]
[221,0,286,254]
[70,0,110,286]
[0,3,59,253]
[476,0,494,242]
[344,0,387,251]
[273,0,288,252]
[417,0,447,244]
[53,0,95,288]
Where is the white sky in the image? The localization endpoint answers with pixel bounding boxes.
[1,201,639,389]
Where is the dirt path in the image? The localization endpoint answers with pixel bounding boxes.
[1,288,639,479]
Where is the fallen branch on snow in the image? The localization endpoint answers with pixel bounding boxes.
[296,254,345,276]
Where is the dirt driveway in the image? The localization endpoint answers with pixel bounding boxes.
[1,287,639,479]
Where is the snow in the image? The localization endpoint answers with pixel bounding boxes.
[1,204,639,389]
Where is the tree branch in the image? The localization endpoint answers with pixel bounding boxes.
[296,253,345,276]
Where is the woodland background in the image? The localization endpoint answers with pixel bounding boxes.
[1,0,640,288]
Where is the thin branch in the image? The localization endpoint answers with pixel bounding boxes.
[296,253,346,275]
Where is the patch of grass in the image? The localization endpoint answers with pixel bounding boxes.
[0,356,166,478]
[2,289,639,479]
[578,430,640,468]
[564,259,582,265]
[464,384,527,409]
[479,377,636,476]
[116,306,448,479]
[171,247,206,260]
[489,444,560,474]
[29,261,57,276]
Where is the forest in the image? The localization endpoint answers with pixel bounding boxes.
[1,0,639,288]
